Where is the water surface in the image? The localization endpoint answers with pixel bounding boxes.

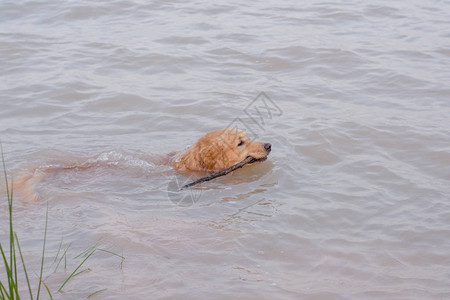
[1,1,450,299]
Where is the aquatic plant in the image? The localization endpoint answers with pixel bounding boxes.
[0,147,124,299]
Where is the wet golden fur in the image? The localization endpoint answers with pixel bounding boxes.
[173,128,270,173]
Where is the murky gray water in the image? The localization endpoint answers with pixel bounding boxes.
[1,1,450,299]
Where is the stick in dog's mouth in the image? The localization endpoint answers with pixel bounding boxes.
[247,156,267,164]
[180,155,265,190]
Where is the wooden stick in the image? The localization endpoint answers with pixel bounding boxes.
[180,156,253,190]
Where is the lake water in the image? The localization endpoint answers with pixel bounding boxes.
[1,1,450,299]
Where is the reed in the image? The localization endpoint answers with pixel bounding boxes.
[1,146,50,300]
[1,148,30,299]
[0,147,124,299]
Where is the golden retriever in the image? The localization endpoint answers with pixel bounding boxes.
[174,128,271,173]
[12,128,271,201]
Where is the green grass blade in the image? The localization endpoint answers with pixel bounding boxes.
[1,143,10,204]
[54,239,63,263]
[87,288,107,298]
[0,243,12,284]
[36,204,49,300]
[54,243,71,273]
[93,248,125,269]
[1,233,13,300]
[41,279,53,300]
[10,186,20,300]
[0,278,10,299]
[75,242,99,259]
[96,248,125,262]
[226,199,265,220]
[15,233,34,300]
[2,147,16,300]
[72,268,89,278]
[58,249,96,292]
[0,143,14,297]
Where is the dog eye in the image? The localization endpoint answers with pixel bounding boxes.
[237,140,244,147]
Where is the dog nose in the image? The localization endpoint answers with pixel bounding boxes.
[264,143,271,152]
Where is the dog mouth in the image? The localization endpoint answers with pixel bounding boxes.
[247,156,267,164]
[246,144,271,164]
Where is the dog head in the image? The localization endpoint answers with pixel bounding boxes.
[174,128,271,173]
